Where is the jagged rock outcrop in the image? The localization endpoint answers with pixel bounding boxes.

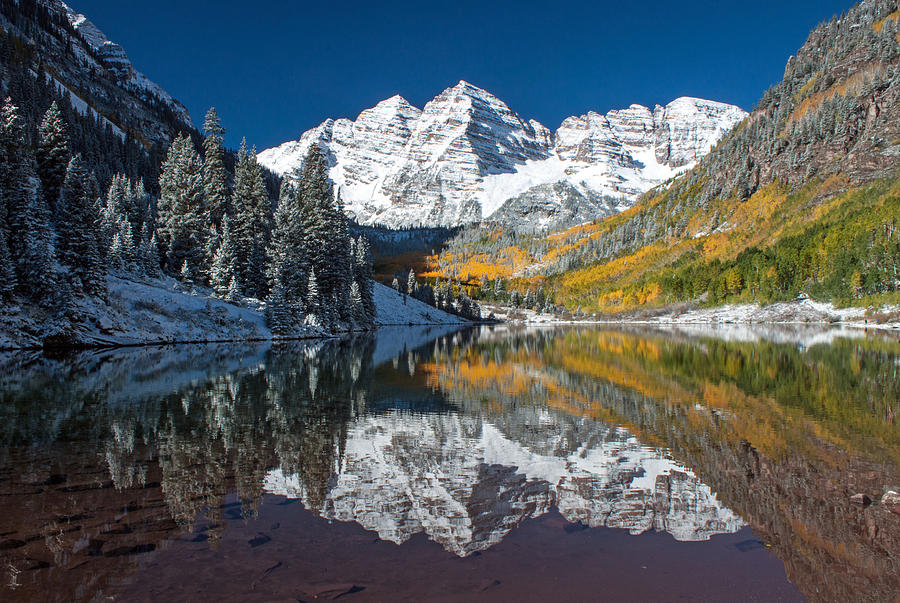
[490,181,628,233]
[59,3,192,129]
[0,0,193,145]
[258,81,746,229]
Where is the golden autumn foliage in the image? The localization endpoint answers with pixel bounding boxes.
[787,65,887,127]
[873,11,900,34]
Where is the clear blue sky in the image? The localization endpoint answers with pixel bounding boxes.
[70,0,853,150]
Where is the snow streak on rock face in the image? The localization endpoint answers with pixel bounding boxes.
[265,409,743,556]
[259,82,747,229]
[58,1,193,128]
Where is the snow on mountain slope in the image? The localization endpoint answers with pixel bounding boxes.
[0,0,194,147]
[59,1,192,128]
[259,82,747,229]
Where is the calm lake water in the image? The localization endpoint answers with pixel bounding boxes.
[1,325,898,602]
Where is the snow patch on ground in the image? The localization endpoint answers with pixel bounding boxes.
[373,282,468,326]
[0,278,465,350]
[481,298,900,346]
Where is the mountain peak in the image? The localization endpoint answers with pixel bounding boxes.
[259,86,746,229]
[376,94,413,107]
[444,80,498,100]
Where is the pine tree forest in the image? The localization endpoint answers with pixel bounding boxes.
[0,91,377,337]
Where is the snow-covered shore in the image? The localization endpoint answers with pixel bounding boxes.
[483,298,900,333]
[0,278,466,351]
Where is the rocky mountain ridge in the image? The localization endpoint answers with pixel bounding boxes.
[0,0,193,146]
[258,82,746,229]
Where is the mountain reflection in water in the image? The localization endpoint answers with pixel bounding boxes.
[0,325,897,602]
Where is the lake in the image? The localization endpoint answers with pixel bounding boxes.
[0,325,898,602]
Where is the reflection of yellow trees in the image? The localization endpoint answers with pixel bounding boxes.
[427,329,900,466]
[423,327,900,602]
[423,342,638,433]
[552,331,900,464]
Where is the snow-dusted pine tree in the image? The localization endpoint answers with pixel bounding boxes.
[266,180,309,307]
[0,99,33,271]
[0,229,16,299]
[266,266,293,336]
[349,280,366,326]
[231,139,271,298]
[296,146,351,324]
[18,193,58,304]
[157,134,208,282]
[306,268,320,323]
[109,232,125,272]
[36,101,70,214]
[407,269,417,296]
[142,231,161,277]
[202,108,229,228]
[58,154,106,298]
[210,215,239,298]
[353,235,375,324]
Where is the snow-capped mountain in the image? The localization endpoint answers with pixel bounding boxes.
[265,409,743,556]
[259,81,746,229]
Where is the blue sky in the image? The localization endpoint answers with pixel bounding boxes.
[71,0,852,149]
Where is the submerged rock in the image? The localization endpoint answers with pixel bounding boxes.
[881,490,900,515]
[850,493,872,506]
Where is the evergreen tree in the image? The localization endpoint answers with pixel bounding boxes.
[297,146,350,324]
[0,227,16,299]
[407,269,417,296]
[141,231,161,277]
[0,99,33,270]
[306,268,320,322]
[211,215,239,298]
[232,140,271,298]
[180,259,192,284]
[266,180,306,303]
[36,101,69,214]
[109,231,125,271]
[18,193,57,304]
[101,174,129,249]
[349,280,366,326]
[58,154,106,297]
[266,269,292,336]
[353,236,376,324]
[202,108,229,228]
[204,222,220,274]
[157,134,208,282]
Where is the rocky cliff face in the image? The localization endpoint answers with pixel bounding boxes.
[0,0,193,145]
[258,82,746,229]
[59,2,192,129]
[264,408,743,556]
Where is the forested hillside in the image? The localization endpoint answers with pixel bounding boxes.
[0,1,386,346]
[432,0,900,314]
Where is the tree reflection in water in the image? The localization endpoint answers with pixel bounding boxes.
[0,325,897,602]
